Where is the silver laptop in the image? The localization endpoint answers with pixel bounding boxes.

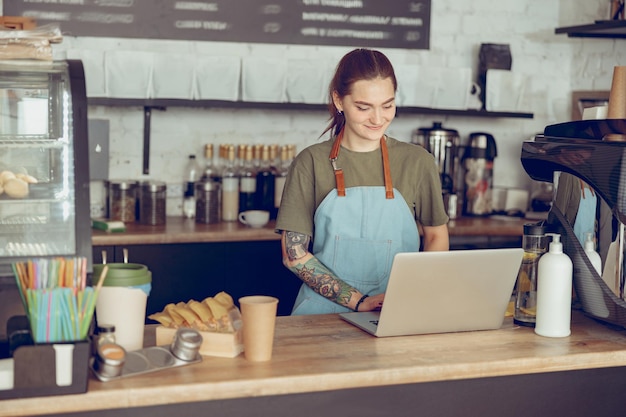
[339,248,523,337]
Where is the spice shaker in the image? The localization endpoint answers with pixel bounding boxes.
[170,328,203,361]
[93,342,126,379]
[97,324,116,346]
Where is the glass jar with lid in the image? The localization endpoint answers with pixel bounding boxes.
[139,181,167,225]
[195,180,221,224]
[109,180,138,223]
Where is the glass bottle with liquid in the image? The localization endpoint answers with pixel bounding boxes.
[239,145,257,213]
[201,144,220,183]
[514,223,548,327]
[183,154,200,219]
[255,144,276,217]
[274,144,292,213]
[221,145,240,221]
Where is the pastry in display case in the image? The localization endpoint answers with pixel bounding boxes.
[0,59,91,278]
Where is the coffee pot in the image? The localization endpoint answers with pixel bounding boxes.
[412,122,461,194]
[462,132,498,216]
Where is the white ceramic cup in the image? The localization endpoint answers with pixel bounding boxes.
[238,210,270,228]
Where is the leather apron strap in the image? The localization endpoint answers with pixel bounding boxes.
[329,129,394,199]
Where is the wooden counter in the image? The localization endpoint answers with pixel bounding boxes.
[92,216,529,246]
[2,311,626,417]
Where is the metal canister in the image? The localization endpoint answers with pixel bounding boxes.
[412,122,461,194]
[170,328,203,361]
[93,343,126,378]
[109,180,138,223]
[139,181,167,225]
[195,180,221,224]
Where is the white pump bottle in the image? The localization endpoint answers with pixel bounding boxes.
[583,232,602,275]
[535,233,573,338]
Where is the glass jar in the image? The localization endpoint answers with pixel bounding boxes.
[195,180,221,224]
[139,181,167,225]
[97,324,116,346]
[514,223,548,327]
[109,180,138,223]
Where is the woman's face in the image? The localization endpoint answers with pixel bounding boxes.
[333,77,396,151]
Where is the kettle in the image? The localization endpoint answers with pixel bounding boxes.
[412,122,461,194]
[462,132,497,216]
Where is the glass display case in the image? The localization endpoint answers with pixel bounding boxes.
[0,60,93,400]
[0,60,91,305]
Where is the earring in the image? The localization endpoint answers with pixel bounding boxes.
[337,110,343,116]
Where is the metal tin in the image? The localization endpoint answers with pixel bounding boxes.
[170,328,202,361]
[93,343,126,378]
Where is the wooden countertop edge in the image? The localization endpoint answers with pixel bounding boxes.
[4,347,626,416]
[92,217,528,246]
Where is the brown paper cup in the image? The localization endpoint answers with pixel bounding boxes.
[239,296,279,362]
[607,66,626,119]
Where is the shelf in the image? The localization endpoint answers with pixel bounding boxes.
[86,97,533,176]
[87,98,534,119]
[555,20,626,38]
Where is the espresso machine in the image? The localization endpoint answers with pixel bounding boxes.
[520,118,626,328]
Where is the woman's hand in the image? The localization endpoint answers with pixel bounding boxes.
[357,293,385,312]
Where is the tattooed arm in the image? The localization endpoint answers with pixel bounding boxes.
[281,230,384,311]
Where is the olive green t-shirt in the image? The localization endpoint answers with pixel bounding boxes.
[276,136,449,236]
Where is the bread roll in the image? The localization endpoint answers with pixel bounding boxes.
[15,173,38,184]
[4,178,29,198]
[0,170,16,185]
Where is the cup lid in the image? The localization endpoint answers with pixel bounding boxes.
[93,263,152,286]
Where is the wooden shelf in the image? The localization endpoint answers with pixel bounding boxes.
[87,98,534,119]
[555,20,626,38]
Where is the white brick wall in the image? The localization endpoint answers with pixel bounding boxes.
[2,1,623,215]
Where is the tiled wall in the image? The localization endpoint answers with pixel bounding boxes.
[4,1,623,216]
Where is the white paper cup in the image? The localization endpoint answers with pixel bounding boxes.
[96,287,147,351]
[239,296,279,362]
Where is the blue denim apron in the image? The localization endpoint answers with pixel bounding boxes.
[573,182,596,246]
[291,131,420,315]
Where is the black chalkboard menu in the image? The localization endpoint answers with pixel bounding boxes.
[5,0,430,50]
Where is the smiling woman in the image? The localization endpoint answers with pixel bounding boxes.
[275,48,449,316]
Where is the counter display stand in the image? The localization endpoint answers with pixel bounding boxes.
[0,316,90,400]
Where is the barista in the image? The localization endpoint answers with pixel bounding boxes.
[275,49,449,315]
